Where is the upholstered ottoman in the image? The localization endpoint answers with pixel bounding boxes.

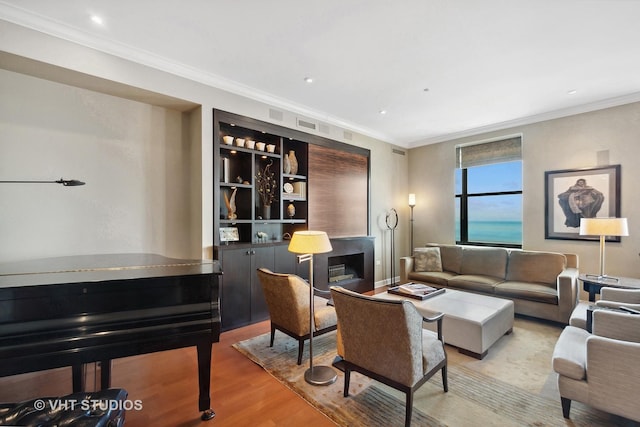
[378,289,514,359]
[0,388,127,426]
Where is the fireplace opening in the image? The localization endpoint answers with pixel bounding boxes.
[328,253,364,284]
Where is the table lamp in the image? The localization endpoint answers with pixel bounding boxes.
[288,230,336,386]
[579,217,629,280]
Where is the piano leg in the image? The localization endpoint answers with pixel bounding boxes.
[197,341,215,421]
[100,360,112,389]
[72,365,84,392]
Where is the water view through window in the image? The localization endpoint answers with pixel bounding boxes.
[455,161,523,246]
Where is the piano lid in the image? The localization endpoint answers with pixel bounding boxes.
[0,253,221,289]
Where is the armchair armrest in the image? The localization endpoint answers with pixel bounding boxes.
[596,300,640,310]
[312,287,331,296]
[422,312,445,341]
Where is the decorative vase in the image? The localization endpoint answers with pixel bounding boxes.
[288,150,298,175]
[287,203,295,218]
[262,205,271,220]
[283,152,291,174]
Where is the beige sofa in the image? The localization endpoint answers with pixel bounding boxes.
[400,244,579,324]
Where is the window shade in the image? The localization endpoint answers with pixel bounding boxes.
[456,136,522,169]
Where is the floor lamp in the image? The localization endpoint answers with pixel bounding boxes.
[408,193,416,253]
[386,208,398,286]
[288,230,336,386]
[579,217,629,281]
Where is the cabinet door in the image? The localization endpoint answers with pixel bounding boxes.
[250,246,274,323]
[273,244,297,274]
[219,248,253,330]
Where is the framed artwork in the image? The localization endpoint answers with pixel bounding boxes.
[545,165,621,241]
[219,227,239,243]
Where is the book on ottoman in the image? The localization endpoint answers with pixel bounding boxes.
[389,283,445,300]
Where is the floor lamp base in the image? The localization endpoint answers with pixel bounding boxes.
[304,365,337,386]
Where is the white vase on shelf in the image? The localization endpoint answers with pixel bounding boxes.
[288,150,298,175]
[283,152,291,174]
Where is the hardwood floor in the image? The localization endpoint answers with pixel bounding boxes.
[0,320,336,426]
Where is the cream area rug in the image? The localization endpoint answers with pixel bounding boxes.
[233,318,636,427]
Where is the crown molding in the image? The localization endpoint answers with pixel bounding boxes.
[406,92,640,149]
[0,3,392,144]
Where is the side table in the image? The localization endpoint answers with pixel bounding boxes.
[579,274,640,302]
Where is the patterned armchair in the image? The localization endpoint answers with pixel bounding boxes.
[552,308,640,422]
[256,268,337,365]
[330,286,448,427]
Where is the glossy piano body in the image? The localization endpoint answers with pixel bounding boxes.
[0,253,221,420]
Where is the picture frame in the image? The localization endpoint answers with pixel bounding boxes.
[544,165,621,241]
[219,226,239,243]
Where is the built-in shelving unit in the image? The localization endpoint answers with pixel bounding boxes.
[215,113,309,245]
[213,109,373,331]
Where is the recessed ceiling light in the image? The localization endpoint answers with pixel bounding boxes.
[304,77,314,83]
[90,15,104,25]
[379,110,387,115]
[567,89,577,95]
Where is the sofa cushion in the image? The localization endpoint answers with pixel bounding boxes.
[408,271,457,287]
[427,243,462,273]
[494,281,558,304]
[506,251,566,287]
[447,274,502,293]
[413,247,442,272]
[460,247,508,279]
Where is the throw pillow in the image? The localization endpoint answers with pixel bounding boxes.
[414,247,443,272]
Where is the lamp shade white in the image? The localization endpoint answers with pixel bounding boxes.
[288,231,333,254]
[579,217,629,237]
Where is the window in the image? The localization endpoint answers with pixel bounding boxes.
[455,137,522,247]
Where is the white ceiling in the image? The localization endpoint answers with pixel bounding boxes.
[2,0,640,148]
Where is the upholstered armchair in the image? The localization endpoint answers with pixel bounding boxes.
[596,287,640,310]
[552,309,640,422]
[256,268,337,365]
[570,287,640,330]
[329,286,448,427]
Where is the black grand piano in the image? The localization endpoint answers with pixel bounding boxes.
[0,253,221,421]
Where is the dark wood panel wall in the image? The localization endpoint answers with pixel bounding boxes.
[308,144,368,237]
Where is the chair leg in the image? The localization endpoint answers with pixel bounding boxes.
[561,397,571,418]
[442,365,448,392]
[343,368,351,397]
[405,390,414,427]
[270,326,276,347]
[297,339,304,365]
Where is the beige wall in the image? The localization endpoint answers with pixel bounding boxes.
[408,102,640,280]
[0,69,197,262]
[0,20,407,285]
